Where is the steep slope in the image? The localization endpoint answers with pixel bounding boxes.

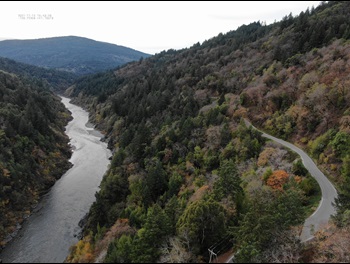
[0,36,150,76]
[0,67,72,249]
[0,57,77,92]
[66,1,350,262]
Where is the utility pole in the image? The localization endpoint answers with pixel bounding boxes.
[208,248,217,263]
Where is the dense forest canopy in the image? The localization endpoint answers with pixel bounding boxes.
[0,57,78,92]
[1,1,349,262]
[0,59,72,249]
[65,1,350,263]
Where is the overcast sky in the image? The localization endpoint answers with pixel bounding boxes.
[0,1,322,55]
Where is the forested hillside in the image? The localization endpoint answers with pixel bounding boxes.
[0,36,150,76]
[0,65,72,249]
[0,57,78,92]
[66,1,350,262]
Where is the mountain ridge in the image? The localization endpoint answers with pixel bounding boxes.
[0,36,150,76]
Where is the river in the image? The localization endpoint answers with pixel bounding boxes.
[0,96,111,263]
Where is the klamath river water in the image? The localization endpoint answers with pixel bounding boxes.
[0,96,111,263]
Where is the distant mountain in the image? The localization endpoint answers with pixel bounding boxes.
[0,36,150,75]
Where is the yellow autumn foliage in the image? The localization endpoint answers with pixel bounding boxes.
[257,147,276,167]
[66,236,94,263]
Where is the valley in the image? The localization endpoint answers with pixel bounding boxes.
[1,1,350,263]
[0,97,111,263]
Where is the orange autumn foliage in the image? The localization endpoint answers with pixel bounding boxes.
[189,185,210,203]
[294,176,302,184]
[266,170,289,190]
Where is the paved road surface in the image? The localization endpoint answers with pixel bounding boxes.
[245,120,337,241]
[225,120,338,263]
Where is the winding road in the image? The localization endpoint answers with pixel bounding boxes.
[245,119,338,241]
[225,120,338,263]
